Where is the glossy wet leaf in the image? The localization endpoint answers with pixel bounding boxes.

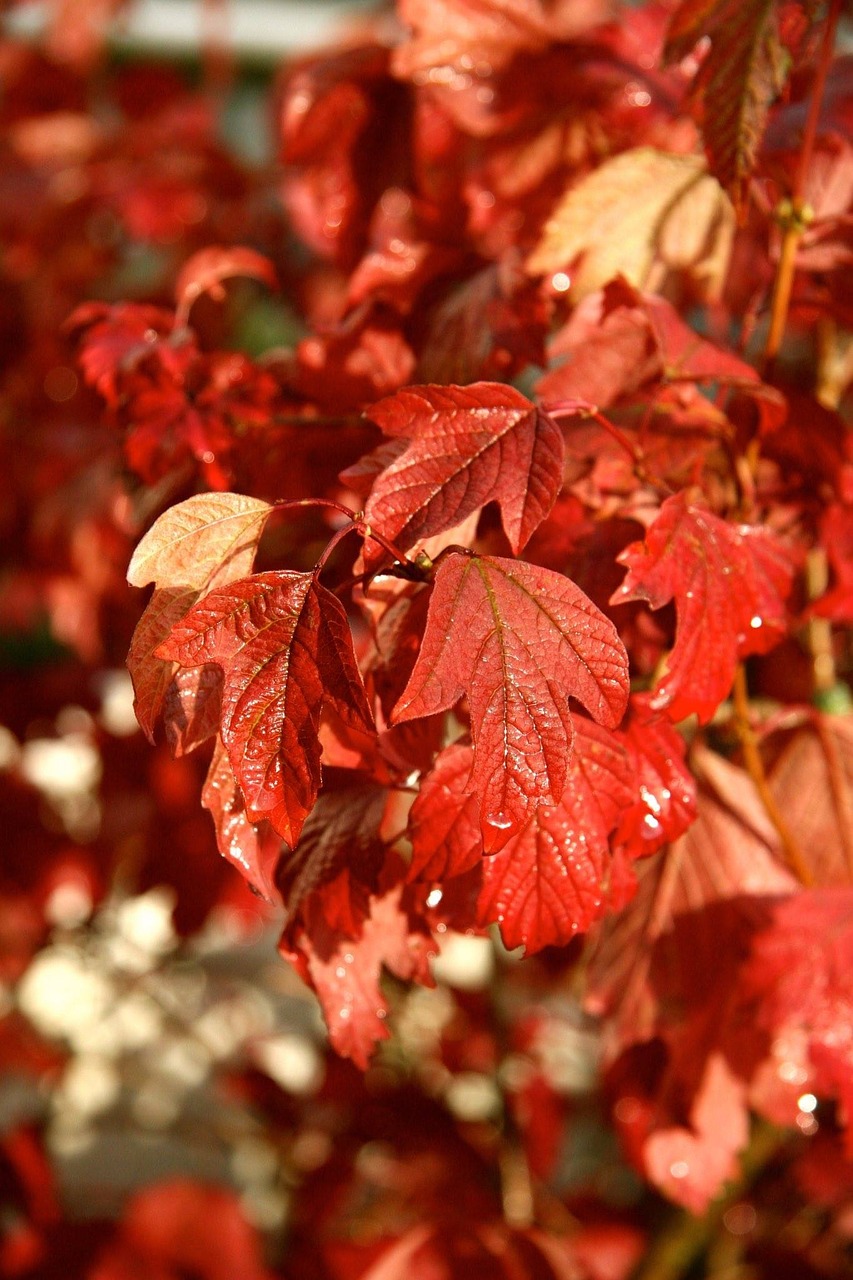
[158,571,374,846]
[393,552,629,847]
[363,382,564,557]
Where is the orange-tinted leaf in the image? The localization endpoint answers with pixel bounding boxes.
[127,493,273,740]
[611,492,795,722]
[158,572,374,846]
[393,552,629,846]
[363,383,564,558]
[127,586,199,742]
[527,148,733,300]
[477,720,634,952]
[173,245,277,327]
[127,492,273,591]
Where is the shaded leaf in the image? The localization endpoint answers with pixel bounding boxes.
[127,586,200,742]
[664,0,790,207]
[276,782,388,928]
[363,382,564,557]
[282,885,435,1068]
[611,492,795,722]
[477,719,634,952]
[393,552,629,847]
[158,572,374,847]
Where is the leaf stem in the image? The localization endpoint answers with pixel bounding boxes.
[273,496,358,520]
[762,0,842,368]
[731,665,813,885]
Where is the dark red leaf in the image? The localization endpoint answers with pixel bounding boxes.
[611,492,795,722]
[158,572,374,846]
[276,782,388,928]
[363,382,564,557]
[394,552,629,847]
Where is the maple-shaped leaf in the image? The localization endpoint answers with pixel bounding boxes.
[173,245,277,328]
[282,885,435,1068]
[408,743,482,882]
[611,492,795,723]
[526,148,733,300]
[393,552,629,846]
[202,737,281,902]
[768,713,853,885]
[362,383,564,558]
[126,493,273,739]
[664,0,791,208]
[158,572,374,846]
[477,719,635,952]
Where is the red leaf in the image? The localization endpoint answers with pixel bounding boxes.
[393,552,629,847]
[476,720,634,952]
[201,737,281,902]
[283,885,435,1068]
[173,245,277,328]
[158,572,374,846]
[613,694,697,857]
[738,887,853,1146]
[642,1053,750,1212]
[611,492,795,723]
[408,743,482,882]
[363,382,564,557]
[276,782,388,928]
[162,663,222,757]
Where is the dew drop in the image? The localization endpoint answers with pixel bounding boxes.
[669,1160,689,1179]
[339,1007,351,1021]
[335,966,346,979]
[750,615,763,629]
[485,812,513,831]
